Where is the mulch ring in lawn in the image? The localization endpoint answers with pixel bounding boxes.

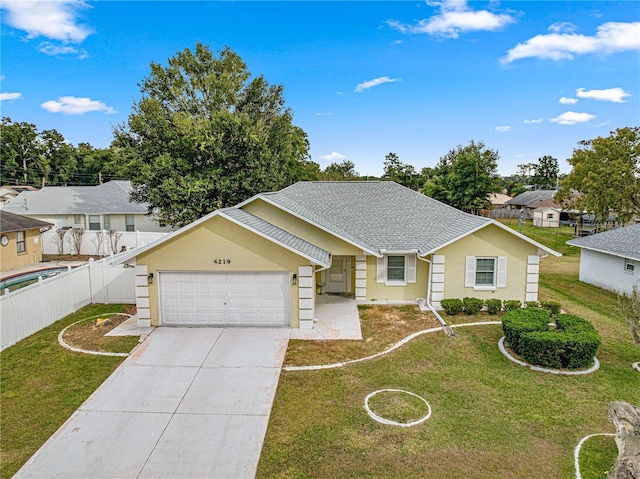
[62,306,137,352]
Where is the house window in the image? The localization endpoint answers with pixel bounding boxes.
[158,220,166,228]
[475,258,496,286]
[16,231,25,253]
[387,256,405,282]
[88,215,101,230]
[625,258,635,274]
[74,215,84,227]
[125,215,135,232]
[547,213,555,219]
[103,215,110,231]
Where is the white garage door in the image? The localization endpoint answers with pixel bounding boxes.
[159,272,290,326]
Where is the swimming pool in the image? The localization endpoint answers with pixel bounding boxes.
[0,268,70,294]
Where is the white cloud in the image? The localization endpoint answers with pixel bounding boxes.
[387,0,516,38]
[0,92,22,101]
[549,111,596,125]
[314,112,333,117]
[576,87,630,103]
[40,96,116,115]
[495,125,511,132]
[559,97,578,104]
[523,118,543,124]
[354,76,400,93]
[548,22,577,34]
[39,42,88,58]
[320,151,347,162]
[1,0,93,43]
[502,21,640,63]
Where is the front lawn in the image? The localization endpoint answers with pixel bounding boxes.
[0,304,139,479]
[257,256,638,478]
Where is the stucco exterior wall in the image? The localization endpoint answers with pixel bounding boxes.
[135,216,310,327]
[23,213,171,233]
[0,229,43,270]
[365,255,430,302]
[243,199,365,256]
[435,224,539,302]
[578,249,638,295]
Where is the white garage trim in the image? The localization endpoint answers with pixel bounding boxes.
[159,271,290,327]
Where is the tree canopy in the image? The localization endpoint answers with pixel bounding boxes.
[424,140,501,213]
[112,44,316,226]
[557,127,640,223]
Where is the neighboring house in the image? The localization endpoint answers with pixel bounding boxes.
[0,185,38,206]
[567,224,640,295]
[2,181,171,233]
[489,193,512,209]
[506,190,557,216]
[533,205,562,228]
[0,210,53,270]
[112,181,559,329]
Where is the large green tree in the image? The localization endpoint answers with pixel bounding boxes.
[532,155,559,189]
[382,152,422,190]
[425,140,501,213]
[112,44,315,226]
[557,127,640,223]
[0,117,48,186]
[321,160,358,180]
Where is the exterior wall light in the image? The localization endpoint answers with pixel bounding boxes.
[148,273,154,284]
[292,274,297,285]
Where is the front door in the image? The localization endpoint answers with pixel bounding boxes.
[326,256,348,293]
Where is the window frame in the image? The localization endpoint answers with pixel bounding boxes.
[475,257,496,288]
[88,215,101,231]
[386,255,406,284]
[103,214,110,231]
[125,215,135,232]
[16,231,26,254]
[625,258,635,275]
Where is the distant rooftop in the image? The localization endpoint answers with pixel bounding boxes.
[567,224,640,261]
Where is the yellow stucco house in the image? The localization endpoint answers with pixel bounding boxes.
[0,210,53,271]
[113,181,559,329]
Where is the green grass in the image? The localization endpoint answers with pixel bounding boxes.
[257,256,638,478]
[499,218,578,256]
[0,304,138,479]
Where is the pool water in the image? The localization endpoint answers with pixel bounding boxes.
[1,268,69,294]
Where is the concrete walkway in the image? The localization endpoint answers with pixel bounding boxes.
[14,327,289,479]
[291,294,362,340]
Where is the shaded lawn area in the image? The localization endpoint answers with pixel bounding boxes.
[0,304,139,479]
[258,255,638,479]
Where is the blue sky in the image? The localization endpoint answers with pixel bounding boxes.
[1,1,639,177]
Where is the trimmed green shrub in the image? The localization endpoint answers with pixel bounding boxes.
[485,299,502,315]
[463,297,484,315]
[525,301,540,308]
[504,300,522,312]
[502,308,550,355]
[441,298,464,315]
[503,310,601,369]
[541,301,562,316]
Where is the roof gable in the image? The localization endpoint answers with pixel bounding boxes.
[0,210,53,233]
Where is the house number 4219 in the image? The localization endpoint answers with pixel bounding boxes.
[213,259,231,265]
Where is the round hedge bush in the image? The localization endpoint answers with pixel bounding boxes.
[502,309,600,370]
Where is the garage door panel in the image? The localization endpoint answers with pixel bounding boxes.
[159,272,290,326]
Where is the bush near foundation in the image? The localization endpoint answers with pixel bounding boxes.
[504,300,522,312]
[502,309,601,369]
[541,301,562,316]
[441,298,464,315]
[463,297,484,315]
[485,299,502,315]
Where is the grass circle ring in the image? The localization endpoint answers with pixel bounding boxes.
[364,389,431,427]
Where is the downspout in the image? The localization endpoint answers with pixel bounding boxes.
[418,254,454,336]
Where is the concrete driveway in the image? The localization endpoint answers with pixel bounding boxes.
[14,327,289,479]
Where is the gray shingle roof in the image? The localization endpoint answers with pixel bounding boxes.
[567,224,640,261]
[0,210,53,233]
[220,208,330,266]
[506,189,557,208]
[2,181,149,215]
[254,181,491,255]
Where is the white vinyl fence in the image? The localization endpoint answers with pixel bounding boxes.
[0,260,135,351]
[42,229,169,256]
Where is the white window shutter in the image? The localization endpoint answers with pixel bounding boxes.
[407,254,417,283]
[376,256,386,283]
[465,256,475,287]
[497,257,507,288]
